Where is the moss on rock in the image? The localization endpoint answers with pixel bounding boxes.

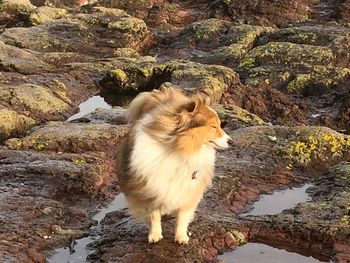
[286,127,350,167]
[0,84,70,118]
[181,19,232,45]
[0,40,54,74]
[167,60,239,102]
[0,0,35,14]
[239,42,334,71]
[108,16,148,34]
[213,104,266,129]
[29,6,68,25]
[75,7,128,25]
[5,122,128,153]
[0,109,35,142]
[108,58,240,103]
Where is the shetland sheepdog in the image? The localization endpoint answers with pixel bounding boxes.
[118,87,230,244]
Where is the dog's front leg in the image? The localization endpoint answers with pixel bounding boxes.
[147,209,163,243]
[175,206,196,245]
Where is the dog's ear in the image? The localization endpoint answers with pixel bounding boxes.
[192,93,210,107]
[181,93,210,114]
[183,101,196,113]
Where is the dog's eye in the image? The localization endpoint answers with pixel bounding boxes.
[210,125,217,129]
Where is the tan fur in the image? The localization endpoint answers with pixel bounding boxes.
[118,87,230,244]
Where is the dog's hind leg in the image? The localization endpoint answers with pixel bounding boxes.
[147,209,163,243]
[175,205,196,245]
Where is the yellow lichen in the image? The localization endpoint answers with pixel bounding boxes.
[72,159,86,165]
[287,133,349,165]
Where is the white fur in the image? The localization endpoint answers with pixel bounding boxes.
[213,132,231,149]
[128,114,216,219]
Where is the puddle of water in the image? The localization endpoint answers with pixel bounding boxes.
[241,183,312,216]
[48,194,127,263]
[218,243,332,263]
[67,95,112,122]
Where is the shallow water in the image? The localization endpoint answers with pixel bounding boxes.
[67,95,112,122]
[48,194,127,263]
[218,243,332,263]
[241,183,312,216]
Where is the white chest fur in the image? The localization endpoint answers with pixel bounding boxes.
[130,124,216,215]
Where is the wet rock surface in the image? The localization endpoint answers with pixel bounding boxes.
[0,0,349,262]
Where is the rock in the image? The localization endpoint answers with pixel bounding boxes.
[30,0,89,8]
[84,125,349,262]
[0,120,129,261]
[181,19,274,50]
[0,0,36,13]
[0,19,95,53]
[0,147,114,262]
[221,82,308,125]
[0,83,72,121]
[0,109,35,142]
[147,2,198,28]
[258,25,350,67]
[0,41,55,74]
[108,16,147,34]
[0,0,36,27]
[238,41,350,95]
[0,16,154,56]
[242,162,350,261]
[75,6,129,25]
[28,6,68,25]
[108,59,241,103]
[5,122,128,153]
[340,0,350,22]
[209,0,318,27]
[88,210,242,263]
[95,0,154,19]
[0,69,100,127]
[157,19,274,68]
[69,107,128,125]
[113,47,140,58]
[212,104,266,130]
[1,0,350,262]
[239,42,335,71]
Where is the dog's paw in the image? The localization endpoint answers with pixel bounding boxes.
[148,232,163,243]
[175,233,189,245]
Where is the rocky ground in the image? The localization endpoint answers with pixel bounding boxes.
[0,0,349,262]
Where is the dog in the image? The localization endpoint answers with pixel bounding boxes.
[118,87,230,244]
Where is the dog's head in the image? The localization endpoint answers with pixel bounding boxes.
[174,92,231,154]
[128,87,230,155]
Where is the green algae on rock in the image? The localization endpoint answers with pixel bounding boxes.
[239,41,350,95]
[0,19,94,53]
[0,109,35,142]
[0,0,36,13]
[75,6,129,25]
[182,20,274,48]
[5,122,128,153]
[178,20,275,67]
[0,41,55,74]
[0,84,71,120]
[108,59,240,103]
[239,42,335,71]
[28,6,68,25]
[212,104,266,129]
[181,19,233,47]
[286,127,350,167]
